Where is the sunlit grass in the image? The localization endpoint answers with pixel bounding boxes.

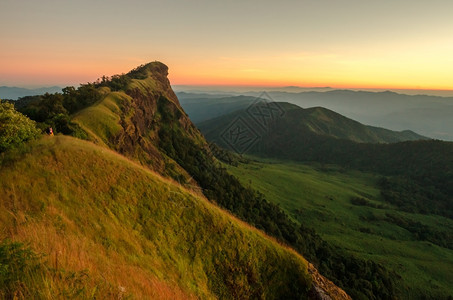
[0,136,312,299]
[72,92,127,146]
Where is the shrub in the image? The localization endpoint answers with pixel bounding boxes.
[0,102,40,153]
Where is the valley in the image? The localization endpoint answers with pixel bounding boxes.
[226,158,453,299]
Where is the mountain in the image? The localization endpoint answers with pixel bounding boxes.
[177,89,453,141]
[257,90,453,141]
[67,65,431,298]
[0,86,62,100]
[0,135,314,299]
[293,105,427,143]
[198,101,428,145]
[198,101,453,219]
[196,97,453,298]
[71,62,203,182]
[1,62,352,299]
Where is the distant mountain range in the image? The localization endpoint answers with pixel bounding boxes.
[259,90,453,141]
[173,85,453,97]
[0,86,62,100]
[178,90,453,141]
[178,93,257,123]
[197,101,428,148]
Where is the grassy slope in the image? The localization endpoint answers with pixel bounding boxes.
[302,106,427,143]
[72,91,127,147]
[227,158,453,299]
[0,136,312,299]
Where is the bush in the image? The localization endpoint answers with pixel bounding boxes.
[0,102,40,153]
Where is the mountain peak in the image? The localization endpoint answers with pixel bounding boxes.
[128,61,169,79]
[126,61,180,107]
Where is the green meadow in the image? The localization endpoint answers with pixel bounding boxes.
[227,158,453,299]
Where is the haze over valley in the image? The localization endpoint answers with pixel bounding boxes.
[176,88,453,141]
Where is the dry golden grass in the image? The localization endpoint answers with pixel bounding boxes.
[3,193,195,299]
[0,136,312,299]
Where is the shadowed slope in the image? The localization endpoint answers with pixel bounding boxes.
[198,102,427,144]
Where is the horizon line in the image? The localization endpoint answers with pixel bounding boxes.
[3,83,453,94]
[171,84,453,92]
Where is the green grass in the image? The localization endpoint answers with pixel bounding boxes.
[227,157,453,299]
[128,77,158,94]
[0,136,312,299]
[72,92,127,145]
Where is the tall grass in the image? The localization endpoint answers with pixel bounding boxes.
[0,136,312,299]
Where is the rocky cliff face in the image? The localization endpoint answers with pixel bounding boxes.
[100,62,204,183]
[308,264,351,300]
[139,62,181,107]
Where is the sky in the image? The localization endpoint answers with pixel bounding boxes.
[1,0,453,89]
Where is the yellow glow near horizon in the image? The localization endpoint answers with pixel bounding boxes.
[2,45,453,90]
[1,1,453,90]
[167,45,453,90]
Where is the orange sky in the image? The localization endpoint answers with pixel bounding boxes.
[1,0,453,90]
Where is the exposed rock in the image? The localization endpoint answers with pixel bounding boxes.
[308,263,351,300]
[108,62,202,186]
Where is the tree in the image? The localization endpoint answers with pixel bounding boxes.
[0,102,40,152]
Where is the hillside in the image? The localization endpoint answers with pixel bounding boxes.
[72,62,204,184]
[14,61,444,299]
[226,158,453,299]
[251,90,453,141]
[199,101,453,218]
[2,62,355,298]
[0,136,317,299]
[269,90,453,141]
[178,89,453,141]
[198,101,427,144]
[66,64,410,299]
[196,98,453,298]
